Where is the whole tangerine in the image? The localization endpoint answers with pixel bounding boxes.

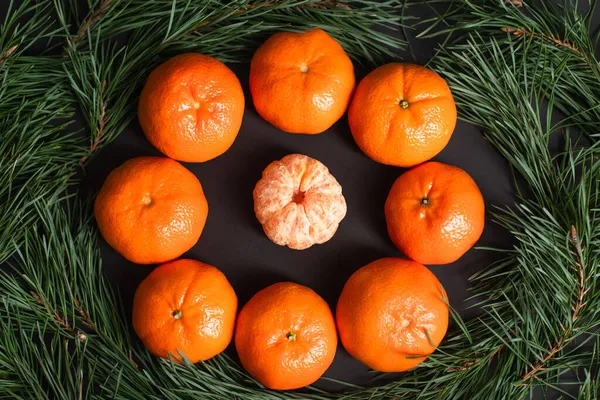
[132,259,237,363]
[94,156,208,264]
[138,53,245,162]
[250,28,355,134]
[385,161,485,265]
[336,258,449,372]
[235,282,337,390]
[348,63,457,167]
[253,154,347,250]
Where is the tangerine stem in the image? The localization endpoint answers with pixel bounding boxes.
[421,197,430,206]
[399,99,409,109]
[286,331,296,341]
[172,310,182,320]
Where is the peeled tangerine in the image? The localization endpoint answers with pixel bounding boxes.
[253,154,347,250]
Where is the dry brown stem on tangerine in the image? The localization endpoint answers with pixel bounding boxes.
[521,226,587,382]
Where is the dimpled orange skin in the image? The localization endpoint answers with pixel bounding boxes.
[132,259,237,363]
[249,28,355,134]
[235,282,337,390]
[348,63,457,167]
[253,154,347,250]
[385,162,485,265]
[336,258,449,372]
[138,53,244,162]
[94,157,208,264]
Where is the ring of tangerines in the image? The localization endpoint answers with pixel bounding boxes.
[93,27,482,392]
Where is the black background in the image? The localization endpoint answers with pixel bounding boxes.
[4,0,600,396]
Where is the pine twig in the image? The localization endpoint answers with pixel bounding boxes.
[189,1,351,34]
[501,27,585,58]
[188,1,273,33]
[521,226,588,382]
[0,45,18,66]
[447,344,505,373]
[79,80,107,166]
[29,290,76,333]
[305,0,352,10]
[73,297,94,330]
[506,0,523,6]
[569,226,587,326]
[71,0,112,47]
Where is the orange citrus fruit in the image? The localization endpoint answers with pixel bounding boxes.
[385,161,485,265]
[253,154,347,250]
[132,259,237,363]
[250,28,355,134]
[138,53,245,162]
[348,63,457,167]
[235,282,337,390]
[336,258,449,372]
[94,156,208,264]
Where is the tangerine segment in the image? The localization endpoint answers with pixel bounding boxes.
[253,154,347,250]
[250,28,355,134]
[235,282,337,390]
[138,53,245,162]
[348,63,457,167]
[336,258,449,372]
[385,161,485,265]
[132,259,237,363]
[94,156,208,264]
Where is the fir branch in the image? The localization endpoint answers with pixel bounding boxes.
[73,297,95,330]
[305,1,352,10]
[521,226,588,382]
[421,0,600,140]
[29,290,77,334]
[429,31,600,397]
[79,79,107,166]
[576,340,600,399]
[71,0,112,47]
[0,2,92,266]
[500,26,585,58]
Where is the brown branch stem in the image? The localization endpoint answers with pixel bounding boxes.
[521,226,587,382]
[80,80,107,166]
[0,45,18,66]
[501,27,585,58]
[189,1,351,35]
[71,0,112,48]
[30,290,76,333]
[74,297,95,330]
[447,344,505,373]
[305,0,351,10]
